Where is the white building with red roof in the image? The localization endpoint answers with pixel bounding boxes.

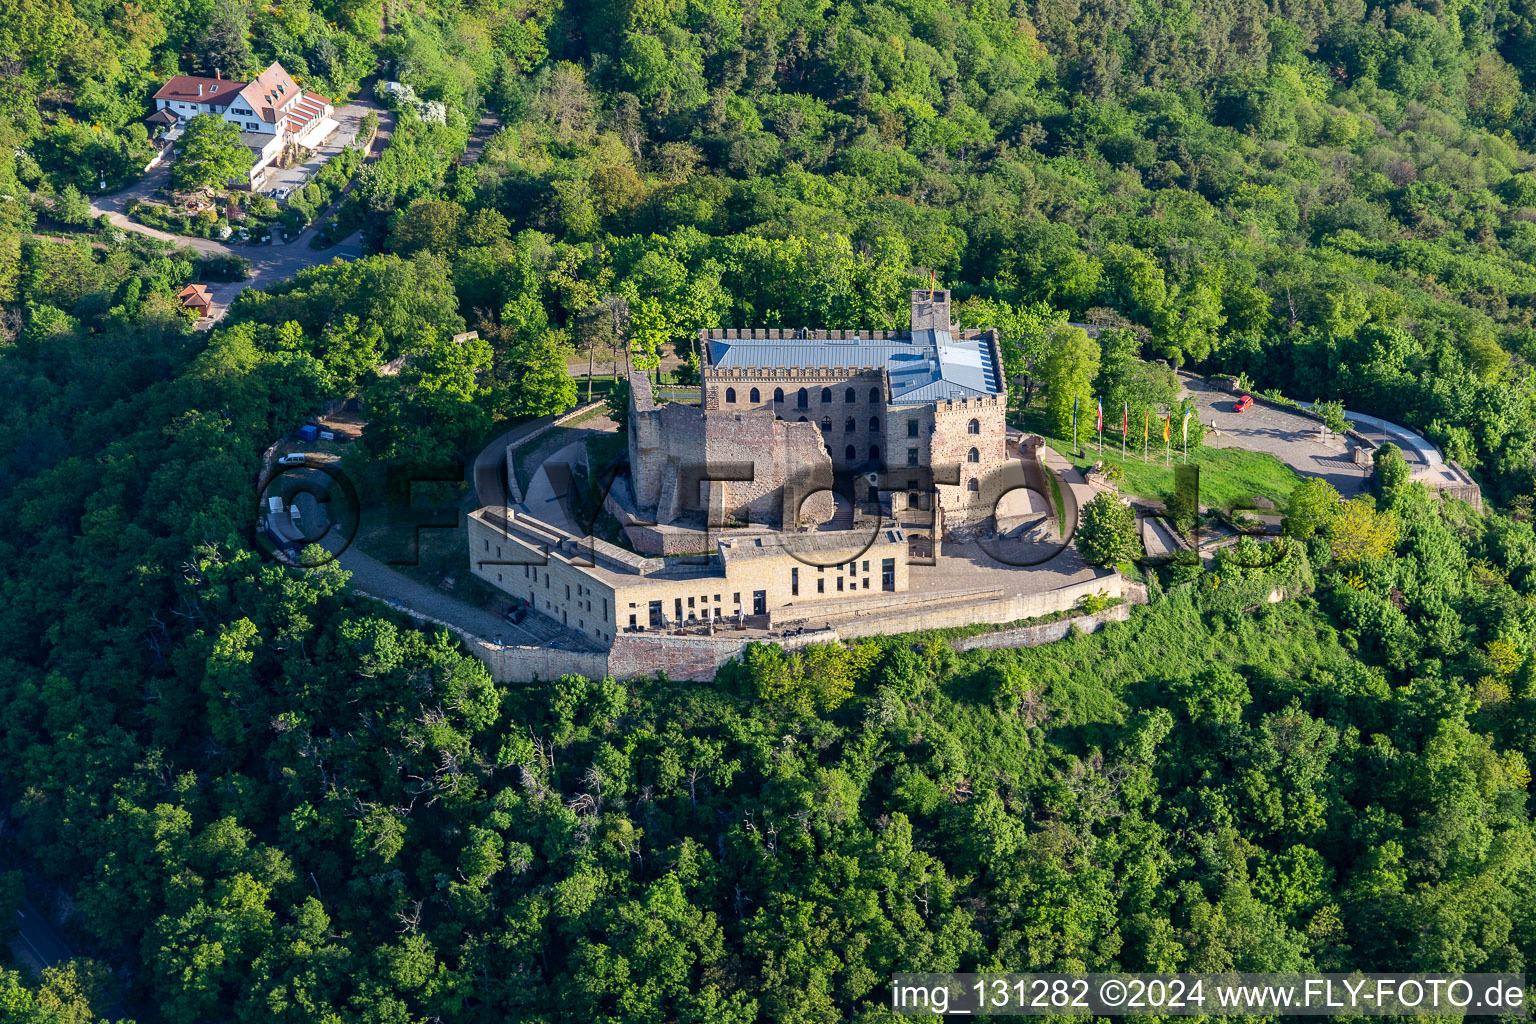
[148,61,338,188]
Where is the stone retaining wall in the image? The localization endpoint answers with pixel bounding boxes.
[503,401,605,504]
[950,601,1133,652]
[834,574,1145,639]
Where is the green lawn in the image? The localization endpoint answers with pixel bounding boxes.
[1019,408,1302,510]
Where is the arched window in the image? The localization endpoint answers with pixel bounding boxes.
[869,416,880,432]
[968,418,980,434]
[797,388,808,408]
[967,478,979,492]
[774,388,784,403]
[820,416,831,431]
[750,387,760,402]
[821,387,832,403]
[797,416,807,422]
[725,387,736,403]
[845,445,857,461]
[844,417,856,432]
[870,444,880,462]
[967,447,980,463]
[845,387,856,403]
[869,387,881,402]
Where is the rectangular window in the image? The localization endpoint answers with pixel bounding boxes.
[648,601,662,628]
[791,567,799,596]
[753,590,767,615]
[863,578,870,589]
[817,578,825,594]
[882,558,896,591]
[836,577,844,591]
[733,592,740,605]
[862,560,869,572]
[629,614,637,628]
[907,448,919,466]
[688,596,695,607]
[907,419,919,437]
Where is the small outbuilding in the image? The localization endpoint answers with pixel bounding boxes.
[178,283,214,318]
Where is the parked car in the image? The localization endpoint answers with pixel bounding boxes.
[277,452,308,466]
[1234,394,1254,413]
[505,607,527,625]
[272,186,293,201]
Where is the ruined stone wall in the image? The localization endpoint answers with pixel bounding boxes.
[705,368,886,474]
[702,412,834,526]
[629,370,834,528]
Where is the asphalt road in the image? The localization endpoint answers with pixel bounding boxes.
[9,899,73,974]
[1182,377,1372,497]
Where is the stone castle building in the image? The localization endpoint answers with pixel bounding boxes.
[461,288,1143,680]
[629,289,1010,536]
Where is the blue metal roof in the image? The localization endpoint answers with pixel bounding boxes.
[707,329,1002,406]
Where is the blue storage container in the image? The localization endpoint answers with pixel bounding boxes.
[297,424,319,441]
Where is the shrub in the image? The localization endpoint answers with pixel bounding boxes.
[1076,491,1141,565]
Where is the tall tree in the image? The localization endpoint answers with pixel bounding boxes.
[1040,324,1101,444]
[172,115,253,192]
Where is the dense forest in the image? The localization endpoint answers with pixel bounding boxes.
[6,0,1536,1016]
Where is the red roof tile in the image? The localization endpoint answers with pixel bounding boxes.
[153,75,245,106]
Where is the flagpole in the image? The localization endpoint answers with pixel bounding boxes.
[1072,395,1079,455]
[1121,402,1127,461]
[1143,410,1148,463]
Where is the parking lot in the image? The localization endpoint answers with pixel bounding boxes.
[255,92,383,198]
[1182,377,1372,497]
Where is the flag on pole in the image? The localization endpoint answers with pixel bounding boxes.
[1096,396,1103,452]
[1181,408,1191,464]
[1164,411,1171,465]
[1072,395,1079,452]
[1121,401,1128,458]
[1143,409,1149,463]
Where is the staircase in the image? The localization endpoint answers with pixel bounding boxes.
[818,493,855,531]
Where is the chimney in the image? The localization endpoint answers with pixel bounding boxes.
[197,83,204,96]
[215,68,221,80]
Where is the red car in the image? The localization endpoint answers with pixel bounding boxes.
[1234,394,1254,413]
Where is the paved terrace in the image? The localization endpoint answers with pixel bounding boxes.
[1181,377,1373,497]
